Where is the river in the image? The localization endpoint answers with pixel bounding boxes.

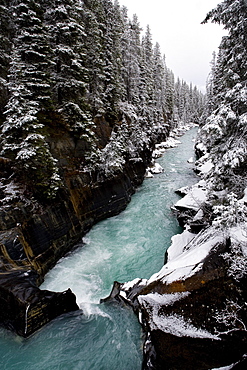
[0,127,198,370]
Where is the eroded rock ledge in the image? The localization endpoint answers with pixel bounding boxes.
[0,270,78,337]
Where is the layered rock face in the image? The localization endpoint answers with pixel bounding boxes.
[0,0,174,336]
[0,111,167,336]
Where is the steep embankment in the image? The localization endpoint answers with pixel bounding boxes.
[0,0,174,336]
[0,111,170,337]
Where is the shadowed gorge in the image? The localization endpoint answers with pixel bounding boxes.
[0,0,205,336]
[0,0,247,369]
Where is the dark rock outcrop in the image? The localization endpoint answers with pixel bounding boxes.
[0,118,165,336]
[0,270,78,337]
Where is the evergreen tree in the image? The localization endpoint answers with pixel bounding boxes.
[121,12,142,106]
[92,0,124,119]
[83,0,105,114]
[45,0,94,137]
[141,25,155,105]
[138,25,155,126]
[206,51,217,115]
[202,0,247,108]
[0,0,206,197]
[0,2,12,125]
[198,0,247,193]
[173,77,205,125]
[153,43,166,124]
[164,63,175,123]
[1,0,61,200]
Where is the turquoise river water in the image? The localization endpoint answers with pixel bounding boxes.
[0,127,198,370]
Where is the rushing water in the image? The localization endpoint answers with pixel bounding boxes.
[0,127,198,370]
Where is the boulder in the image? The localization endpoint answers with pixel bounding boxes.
[0,270,79,337]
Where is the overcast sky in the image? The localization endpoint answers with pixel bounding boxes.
[118,0,227,92]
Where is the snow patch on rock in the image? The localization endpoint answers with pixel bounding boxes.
[148,226,225,284]
[138,292,220,340]
[174,180,208,211]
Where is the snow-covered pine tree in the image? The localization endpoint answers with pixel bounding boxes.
[198,0,247,194]
[1,0,61,200]
[83,0,106,115]
[206,51,217,115]
[153,43,166,125]
[0,2,12,126]
[120,11,142,107]
[139,25,155,127]
[191,85,206,124]
[0,0,206,199]
[44,0,95,142]
[93,0,124,120]
[203,0,247,106]
[174,78,203,125]
[164,62,175,124]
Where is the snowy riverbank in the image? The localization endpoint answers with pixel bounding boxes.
[107,124,247,369]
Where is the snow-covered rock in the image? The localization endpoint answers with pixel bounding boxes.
[146,162,164,176]
[148,226,225,285]
[138,292,220,340]
[174,180,208,211]
[145,170,154,178]
[187,156,194,163]
[150,162,164,174]
[157,137,181,149]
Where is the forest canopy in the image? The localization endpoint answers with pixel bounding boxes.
[0,0,205,200]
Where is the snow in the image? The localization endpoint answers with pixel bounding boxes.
[152,148,165,158]
[122,278,148,291]
[240,187,247,204]
[174,180,208,211]
[156,137,181,149]
[138,292,189,307]
[145,162,164,176]
[149,162,164,174]
[196,156,214,175]
[119,291,127,299]
[229,223,247,256]
[168,230,197,261]
[138,293,220,340]
[210,364,237,370]
[195,141,207,155]
[145,170,154,178]
[148,226,225,284]
[193,209,204,221]
[176,186,190,195]
[16,147,36,160]
[118,102,138,121]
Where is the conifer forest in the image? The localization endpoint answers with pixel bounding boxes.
[0,0,247,369]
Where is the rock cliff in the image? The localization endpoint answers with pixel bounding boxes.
[0,109,169,336]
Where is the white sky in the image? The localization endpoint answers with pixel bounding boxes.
[118,0,227,92]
